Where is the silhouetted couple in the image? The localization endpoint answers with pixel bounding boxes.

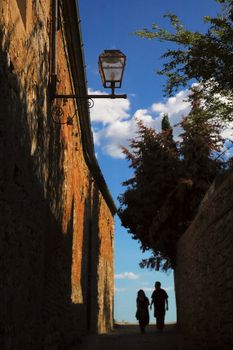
[136,281,168,333]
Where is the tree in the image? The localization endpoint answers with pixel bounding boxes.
[179,102,222,212]
[135,0,233,120]
[118,102,223,271]
[118,118,180,258]
[119,0,231,270]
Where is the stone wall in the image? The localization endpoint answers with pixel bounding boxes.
[0,1,114,349]
[175,171,233,350]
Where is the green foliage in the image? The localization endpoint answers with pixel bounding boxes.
[135,0,233,106]
[122,0,233,270]
[118,102,223,271]
[118,120,180,254]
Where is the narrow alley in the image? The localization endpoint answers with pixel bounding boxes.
[1,1,233,350]
[78,324,180,350]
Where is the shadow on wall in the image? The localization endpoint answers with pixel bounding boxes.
[0,22,83,350]
[82,182,113,334]
[81,180,101,333]
[103,265,112,332]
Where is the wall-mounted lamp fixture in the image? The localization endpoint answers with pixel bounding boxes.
[50,0,127,125]
[98,50,126,95]
[52,49,127,102]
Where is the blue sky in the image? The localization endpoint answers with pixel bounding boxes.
[78,0,221,323]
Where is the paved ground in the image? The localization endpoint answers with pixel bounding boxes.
[78,323,181,350]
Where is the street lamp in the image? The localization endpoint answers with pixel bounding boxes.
[52,50,127,100]
[52,50,127,101]
[50,0,127,124]
[51,48,127,123]
[98,50,126,95]
[50,0,127,104]
[51,49,127,123]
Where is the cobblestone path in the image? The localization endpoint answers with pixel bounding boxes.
[77,324,181,350]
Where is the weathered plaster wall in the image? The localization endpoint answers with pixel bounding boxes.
[175,171,233,350]
[0,1,114,349]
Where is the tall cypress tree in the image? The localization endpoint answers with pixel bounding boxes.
[119,98,223,270]
[118,119,179,267]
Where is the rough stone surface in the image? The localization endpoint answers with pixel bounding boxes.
[175,171,233,350]
[0,1,114,349]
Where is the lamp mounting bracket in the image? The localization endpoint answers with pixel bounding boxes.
[51,93,127,100]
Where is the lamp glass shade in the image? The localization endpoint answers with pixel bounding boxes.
[98,50,126,89]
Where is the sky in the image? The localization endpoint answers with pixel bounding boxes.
[78,0,222,323]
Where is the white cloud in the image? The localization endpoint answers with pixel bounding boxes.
[152,90,190,116]
[114,272,140,280]
[88,88,130,125]
[89,88,192,158]
[133,109,154,126]
[89,85,233,165]
[221,123,233,141]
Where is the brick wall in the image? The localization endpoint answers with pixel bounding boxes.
[0,1,114,349]
[175,171,233,350]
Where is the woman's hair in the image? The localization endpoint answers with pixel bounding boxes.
[137,289,146,298]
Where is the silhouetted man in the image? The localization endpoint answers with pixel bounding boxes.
[150,281,168,331]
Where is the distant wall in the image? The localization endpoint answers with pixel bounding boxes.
[175,171,233,350]
[0,1,114,349]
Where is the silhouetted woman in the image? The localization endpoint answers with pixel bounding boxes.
[136,289,150,333]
